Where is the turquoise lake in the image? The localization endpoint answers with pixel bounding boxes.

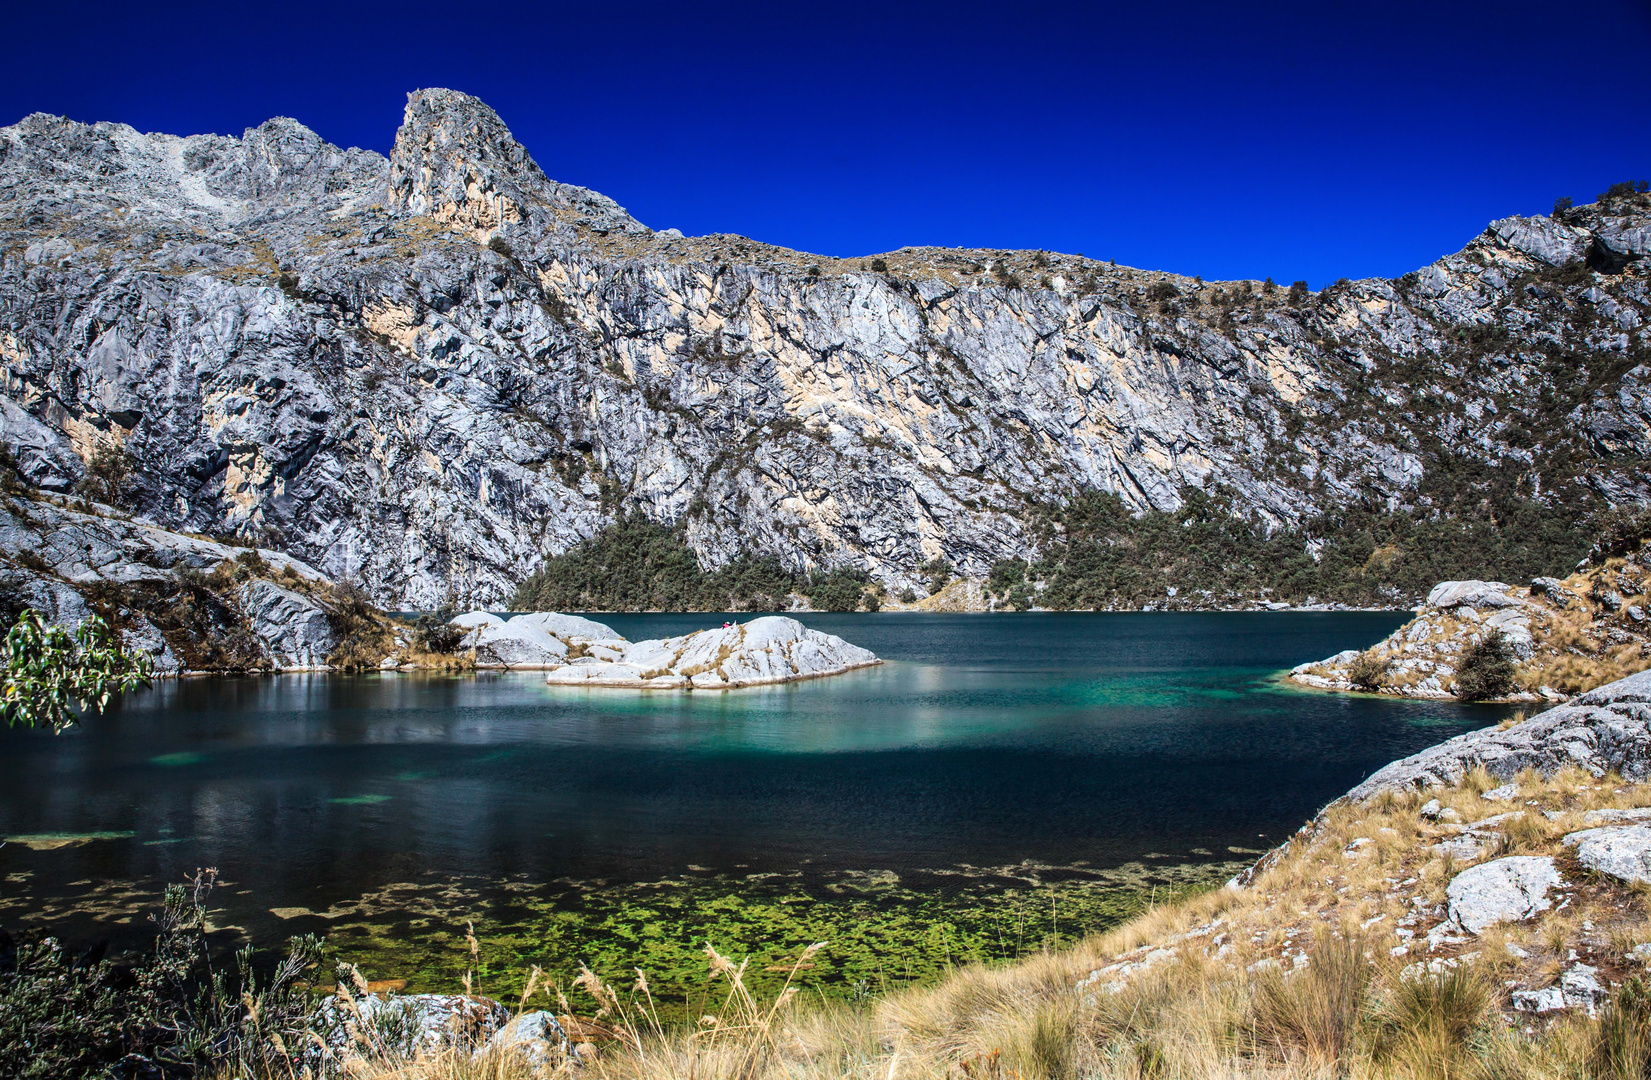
[0,612,1522,994]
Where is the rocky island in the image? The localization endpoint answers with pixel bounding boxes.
[453,610,881,687]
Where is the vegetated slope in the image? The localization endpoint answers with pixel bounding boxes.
[1293,513,1651,701]
[1,89,1648,608]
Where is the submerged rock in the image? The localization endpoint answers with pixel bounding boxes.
[542,615,880,689]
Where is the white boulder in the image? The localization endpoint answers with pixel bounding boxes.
[452,610,620,669]
[1562,825,1651,884]
[1426,581,1522,610]
[1444,856,1561,934]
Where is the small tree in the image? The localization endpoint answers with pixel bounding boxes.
[2,610,151,732]
[74,444,137,508]
[920,557,954,596]
[869,257,888,273]
[1455,630,1516,702]
[1347,649,1390,691]
[1552,195,1573,219]
[1288,280,1310,305]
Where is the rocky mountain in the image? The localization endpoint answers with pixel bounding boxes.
[1,88,1648,607]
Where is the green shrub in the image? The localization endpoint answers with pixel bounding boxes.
[869,258,888,273]
[514,514,801,612]
[0,872,322,1079]
[1455,629,1516,702]
[1,610,150,732]
[1288,280,1309,304]
[920,557,954,595]
[1347,650,1390,691]
[73,443,136,508]
[808,567,872,612]
[1553,195,1573,218]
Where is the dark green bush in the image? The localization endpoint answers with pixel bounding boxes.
[1288,280,1309,304]
[1347,650,1390,691]
[869,258,888,273]
[1454,630,1516,702]
[414,597,465,652]
[514,514,800,612]
[808,567,873,612]
[1553,195,1573,218]
[920,557,954,596]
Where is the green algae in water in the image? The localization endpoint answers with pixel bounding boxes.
[329,794,392,805]
[149,752,205,767]
[315,860,1245,1006]
[3,831,135,851]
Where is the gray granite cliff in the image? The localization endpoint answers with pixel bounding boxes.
[3,90,1648,606]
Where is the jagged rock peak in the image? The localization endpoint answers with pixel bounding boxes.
[0,110,386,222]
[387,87,644,237]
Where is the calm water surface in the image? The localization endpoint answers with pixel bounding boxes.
[0,612,1518,990]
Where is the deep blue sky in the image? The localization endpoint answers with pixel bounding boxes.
[5,1,1648,285]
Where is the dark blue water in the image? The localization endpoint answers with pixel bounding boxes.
[0,612,1515,947]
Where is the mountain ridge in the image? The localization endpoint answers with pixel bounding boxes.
[1,88,1647,606]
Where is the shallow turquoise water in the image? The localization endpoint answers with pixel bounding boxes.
[0,612,1519,984]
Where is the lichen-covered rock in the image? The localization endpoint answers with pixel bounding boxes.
[1562,825,1651,884]
[1444,856,1561,935]
[543,615,879,688]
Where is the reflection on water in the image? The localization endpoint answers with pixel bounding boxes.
[0,612,1519,991]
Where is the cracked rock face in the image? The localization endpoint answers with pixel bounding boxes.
[3,89,1649,606]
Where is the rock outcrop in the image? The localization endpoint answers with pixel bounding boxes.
[1443,856,1560,934]
[1290,555,1651,701]
[2,90,1647,606]
[539,614,880,688]
[452,610,618,669]
[0,491,393,673]
[1346,669,1651,799]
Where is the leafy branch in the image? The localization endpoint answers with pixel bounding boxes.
[1,609,151,732]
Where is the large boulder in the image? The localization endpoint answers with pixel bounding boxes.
[452,610,619,668]
[1444,856,1561,934]
[1426,581,1522,610]
[1562,825,1651,884]
[1348,669,1651,799]
[488,1010,568,1067]
[544,615,881,689]
[313,992,511,1059]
